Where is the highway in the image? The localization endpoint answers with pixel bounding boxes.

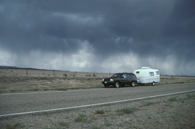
[1,82,195,117]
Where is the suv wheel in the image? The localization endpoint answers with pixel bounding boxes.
[115,82,120,88]
[152,81,155,86]
[131,82,135,87]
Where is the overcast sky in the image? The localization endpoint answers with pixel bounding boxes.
[0,0,195,75]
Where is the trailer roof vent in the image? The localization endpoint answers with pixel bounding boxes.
[141,67,150,69]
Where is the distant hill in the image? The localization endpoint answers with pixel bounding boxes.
[0,66,38,70]
[0,66,18,69]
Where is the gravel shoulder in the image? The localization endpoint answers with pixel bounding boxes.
[1,92,195,129]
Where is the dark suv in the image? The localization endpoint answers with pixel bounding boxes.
[102,73,137,88]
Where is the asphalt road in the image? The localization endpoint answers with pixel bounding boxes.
[1,83,195,116]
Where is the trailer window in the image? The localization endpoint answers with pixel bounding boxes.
[149,72,154,76]
[156,71,159,75]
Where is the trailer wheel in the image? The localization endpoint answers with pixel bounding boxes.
[152,81,155,86]
[115,82,120,88]
[131,82,135,87]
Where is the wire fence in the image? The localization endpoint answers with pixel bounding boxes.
[161,74,195,77]
[1,68,195,78]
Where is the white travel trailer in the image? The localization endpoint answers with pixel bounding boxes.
[133,67,160,86]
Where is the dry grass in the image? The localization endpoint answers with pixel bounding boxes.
[0,69,112,78]
[0,69,195,93]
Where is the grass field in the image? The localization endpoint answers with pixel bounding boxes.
[0,68,195,93]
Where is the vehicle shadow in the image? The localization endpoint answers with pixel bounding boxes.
[103,83,159,88]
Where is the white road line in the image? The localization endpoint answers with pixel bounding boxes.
[0,90,195,118]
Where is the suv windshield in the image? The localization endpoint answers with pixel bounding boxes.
[111,73,122,78]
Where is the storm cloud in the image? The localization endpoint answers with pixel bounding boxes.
[0,0,195,75]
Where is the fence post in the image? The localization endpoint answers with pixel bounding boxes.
[26,69,28,75]
[53,70,55,76]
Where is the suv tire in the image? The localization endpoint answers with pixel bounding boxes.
[115,82,120,88]
[131,82,135,87]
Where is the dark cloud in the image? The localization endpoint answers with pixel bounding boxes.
[0,0,195,75]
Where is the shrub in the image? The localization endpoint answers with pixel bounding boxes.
[63,73,67,77]
[116,107,136,114]
[95,110,105,114]
[58,121,69,126]
[56,88,68,91]
[6,123,21,129]
[75,114,88,122]
[92,125,101,129]
[104,118,112,126]
[168,97,178,102]
[142,101,160,107]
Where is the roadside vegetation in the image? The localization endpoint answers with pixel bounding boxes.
[0,69,195,94]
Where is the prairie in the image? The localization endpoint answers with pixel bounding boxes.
[0,69,195,93]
